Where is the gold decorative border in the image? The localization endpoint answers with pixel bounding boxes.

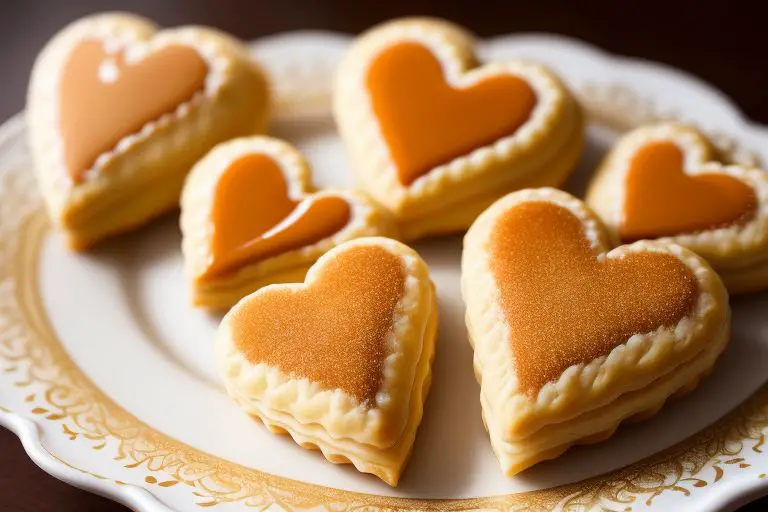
[0,82,766,510]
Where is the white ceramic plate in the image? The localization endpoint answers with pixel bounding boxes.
[1,30,768,512]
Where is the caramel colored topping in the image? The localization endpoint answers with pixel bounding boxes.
[490,201,698,397]
[365,42,537,185]
[231,245,406,406]
[620,142,757,242]
[59,40,208,182]
[204,154,351,279]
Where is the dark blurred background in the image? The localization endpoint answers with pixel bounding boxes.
[1,1,766,510]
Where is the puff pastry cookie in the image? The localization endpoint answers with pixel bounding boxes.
[462,188,730,476]
[586,122,768,293]
[217,237,437,486]
[333,17,584,241]
[27,13,269,250]
[181,136,398,309]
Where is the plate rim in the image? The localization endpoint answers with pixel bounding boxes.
[1,30,768,511]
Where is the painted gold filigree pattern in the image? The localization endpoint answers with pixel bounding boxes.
[0,79,767,510]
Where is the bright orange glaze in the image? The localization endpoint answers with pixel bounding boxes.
[490,201,698,398]
[203,154,351,279]
[621,142,757,242]
[366,42,537,185]
[59,40,208,182]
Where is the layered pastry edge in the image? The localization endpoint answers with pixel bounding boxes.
[484,316,729,475]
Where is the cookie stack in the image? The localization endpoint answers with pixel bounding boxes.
[29,12,766,487]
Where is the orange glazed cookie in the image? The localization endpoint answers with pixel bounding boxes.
[216,237,438,486]
[333,17,584,241]
[586,123,768,293]
[181,136,398,309]
[27,13,269,250]
[462,188,729,476]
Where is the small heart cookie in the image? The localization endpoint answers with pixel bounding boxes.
[27,13,269,250]
[334,17,584,241]
[181,136,398,309]
[216,237,437,486]
[462,188,729,476]
[586,123,768,293]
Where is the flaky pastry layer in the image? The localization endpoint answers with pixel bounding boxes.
[484,314,728,475]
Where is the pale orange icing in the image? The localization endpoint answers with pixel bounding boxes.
[203,154,351,279]
[621,142,757,242]
[59,40,208,183]
[490,201,698,397]
[365,42,537,185]
[230,245,406,406]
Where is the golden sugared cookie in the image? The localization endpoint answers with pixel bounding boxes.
[586,122,768,293]
[462,188,729,476]
[181,136,398,309]
[216,237,437,486]
[333,17,584,241]
[27,13,269,250]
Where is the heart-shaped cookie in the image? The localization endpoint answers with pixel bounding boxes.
[334,17,584,241]
[462,188,729,476]
[586,123,768,293]
[181,136,398,309]
[27,13,269,250]
[217,237,437,486]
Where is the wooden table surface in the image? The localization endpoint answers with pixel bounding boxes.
[1,1,766,510]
